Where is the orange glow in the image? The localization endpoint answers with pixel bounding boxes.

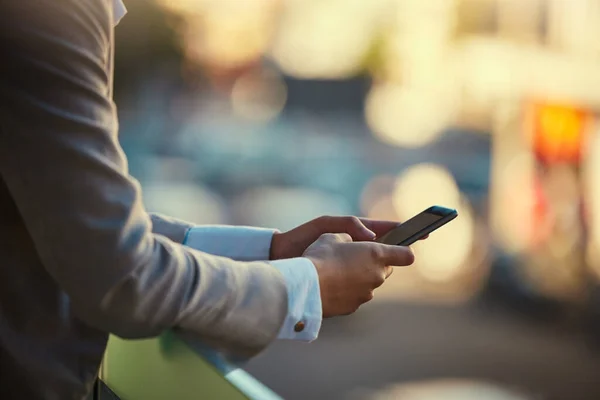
[530,103,590,164]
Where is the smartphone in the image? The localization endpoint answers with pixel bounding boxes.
[376,205,458,246]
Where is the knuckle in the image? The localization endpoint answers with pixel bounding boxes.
[330,232,352,243]
[318,215,332,224]
[369,245,384,261]
[318,233,336,244]
[339,233,352,242]
[319,233,338,244]
[347,215,361,226]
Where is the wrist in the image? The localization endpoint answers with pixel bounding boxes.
[270,231,283,260]
[305,256,322,274]
[305,256,326,306]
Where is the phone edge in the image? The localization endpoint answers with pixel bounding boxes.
[396,211,458,246]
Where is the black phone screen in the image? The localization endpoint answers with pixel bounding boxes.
[385,212,441,243]
[377,206,456,246]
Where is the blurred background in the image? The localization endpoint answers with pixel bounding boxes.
[114,0,600,398]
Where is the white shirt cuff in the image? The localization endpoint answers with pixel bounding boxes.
[269,258,322,342]
[183,226,277,261]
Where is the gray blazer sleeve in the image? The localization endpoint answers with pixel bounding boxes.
[0,0,287,358]
[149,213,194,244]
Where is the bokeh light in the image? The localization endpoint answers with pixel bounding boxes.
[364,195,400,222]
[392,164,460,217]
[113,1,600,396]
[143,182,227,225]
[158,0,206,15]
[491,152,537,254]
[360,174,398,218]
[361,379,532,400]
[391,163,474,283]
[529,103,590,164]
[269,0,383,79]
[230,67,287,122]
[584,120,600,279]
[365,83,458,148]
[163,0,278,70]
[232,186,352,232]
[381,0,457,84]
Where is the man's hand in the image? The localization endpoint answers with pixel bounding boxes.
[270,216,401,260]
[303,233,414,317]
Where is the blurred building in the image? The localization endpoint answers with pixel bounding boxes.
[111,1,600,398]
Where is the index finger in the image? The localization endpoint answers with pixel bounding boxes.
[360,218,429,241]
[359,218,401,237]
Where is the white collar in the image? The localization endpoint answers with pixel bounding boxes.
[113,0,127,26]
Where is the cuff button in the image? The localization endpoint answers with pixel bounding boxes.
[294,321,305,332]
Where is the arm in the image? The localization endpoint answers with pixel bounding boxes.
[151,213,323,341]
[149,212,277,262]
[149,213,195,244]
[182,225,322,341]
[152,213,405,341]
[0,0,290,358]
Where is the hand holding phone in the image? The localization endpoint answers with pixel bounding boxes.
[376,205,458,246]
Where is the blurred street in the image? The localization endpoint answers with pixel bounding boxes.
[248,299,600,400]
[111,1,600,398]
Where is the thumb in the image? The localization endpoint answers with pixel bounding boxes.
[343,216,377,241]
[317,216,376,241]
[376,244,415,267]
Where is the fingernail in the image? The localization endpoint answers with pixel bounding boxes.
[367,229,376,240]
